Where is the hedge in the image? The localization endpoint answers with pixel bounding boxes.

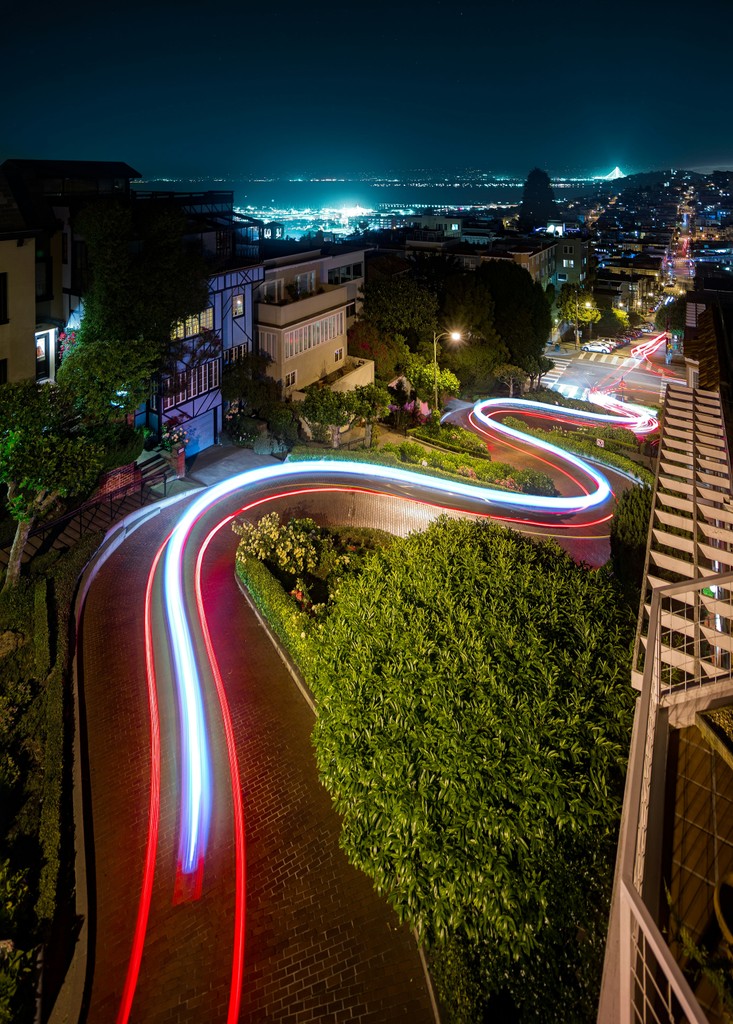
[234,552,317,683]
[502,416,655,487]
[33,580,50,681]
[288,443,557,497]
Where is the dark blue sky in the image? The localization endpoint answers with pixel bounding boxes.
[4,0,732,178]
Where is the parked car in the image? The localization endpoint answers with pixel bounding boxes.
[581,341,614,353]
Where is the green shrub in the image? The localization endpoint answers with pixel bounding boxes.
[288,443,558,496]
[0,860,34,1024]
[93,422,145,474]
[610,485,653,603]
[408,423,490,458]
[306,517,635,1022]
[502,416,655,486]
[33,581,50,681]
[234,553,317,680]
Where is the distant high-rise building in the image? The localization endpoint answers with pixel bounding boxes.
[518,168,556,231]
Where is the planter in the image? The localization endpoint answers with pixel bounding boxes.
[162,446,187,479]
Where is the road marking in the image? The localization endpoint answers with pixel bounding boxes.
[541,358,571,387]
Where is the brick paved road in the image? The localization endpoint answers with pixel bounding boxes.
[79,489,446,1023]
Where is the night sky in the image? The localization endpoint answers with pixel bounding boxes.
[4,0,732,179]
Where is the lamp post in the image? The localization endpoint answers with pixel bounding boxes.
[574,289,594,347]
[433,330,462,412]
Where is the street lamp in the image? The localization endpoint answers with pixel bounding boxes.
[574,289,594,347]
[433,329,462,412]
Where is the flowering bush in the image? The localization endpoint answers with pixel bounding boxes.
[57,330,78,362]
[161,425,189,452]
[225,409,259,447]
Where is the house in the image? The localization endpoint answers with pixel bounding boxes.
[253,244,374,399]
[131,189,264,455]
[0,158,142,384]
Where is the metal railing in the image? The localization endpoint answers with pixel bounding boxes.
[607,572,733,1024]
[656,575,733,696]
[0,469,170,567]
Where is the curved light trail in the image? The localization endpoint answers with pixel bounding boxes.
[120,394,658,1021]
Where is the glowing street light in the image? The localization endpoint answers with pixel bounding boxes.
[433,329,462,412]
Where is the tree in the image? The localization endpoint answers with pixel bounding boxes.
[0,383,104,590]
[557,285,601,345]
[221,350,280,417]
[518,168,556,231]
[309,517,635,1020]
[406,358,461,413]
[439,275,508,394]
[358,278,438,348]
[494,363,529,397]
[524,354,556,390]
[348,384,391,446]
[300,387,353,448]
[56,335,156,423]
[596,306,629,338]
[477,261,551,366]
[654,296,686,336]
[347,320,410,382]
[76,199,210,369]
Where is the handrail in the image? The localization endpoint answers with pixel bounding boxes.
[619,878,708,1024]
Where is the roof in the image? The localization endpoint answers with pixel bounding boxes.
[1,158,142,180]
[0,158,143,232]
[0,171,36,236]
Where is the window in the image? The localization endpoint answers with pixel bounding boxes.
[232,294,244,317]
[334,347,343,362]
[256,330,278,361]
[162,358,220,410]
[327,262,363,285]
[294,271,315,295]
[171,307,214,339]
[0,359,6,385]
[223,342,249,365]
[283,310,344,361]
[258,279,283,303]
[563,244,574,254]
[346,301,356,318]
[562,259,575,268]
[285,370,296,388]
[0,274,7,323]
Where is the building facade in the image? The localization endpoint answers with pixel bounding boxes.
[254,246,373,398]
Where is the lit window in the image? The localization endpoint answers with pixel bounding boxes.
[334,347,343,362]
[233,294,244,317]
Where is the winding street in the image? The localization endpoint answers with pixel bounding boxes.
[73,397,654,1023]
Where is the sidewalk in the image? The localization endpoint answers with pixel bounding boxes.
[141,437,280,499]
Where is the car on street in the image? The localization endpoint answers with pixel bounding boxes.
[581,341,614,353]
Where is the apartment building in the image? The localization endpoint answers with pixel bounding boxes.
[0,158,142,384]
[254,245,373,397]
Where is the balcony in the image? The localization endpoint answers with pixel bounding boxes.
[256,283,347,328]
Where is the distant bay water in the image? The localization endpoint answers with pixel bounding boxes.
[133,176,534,213]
